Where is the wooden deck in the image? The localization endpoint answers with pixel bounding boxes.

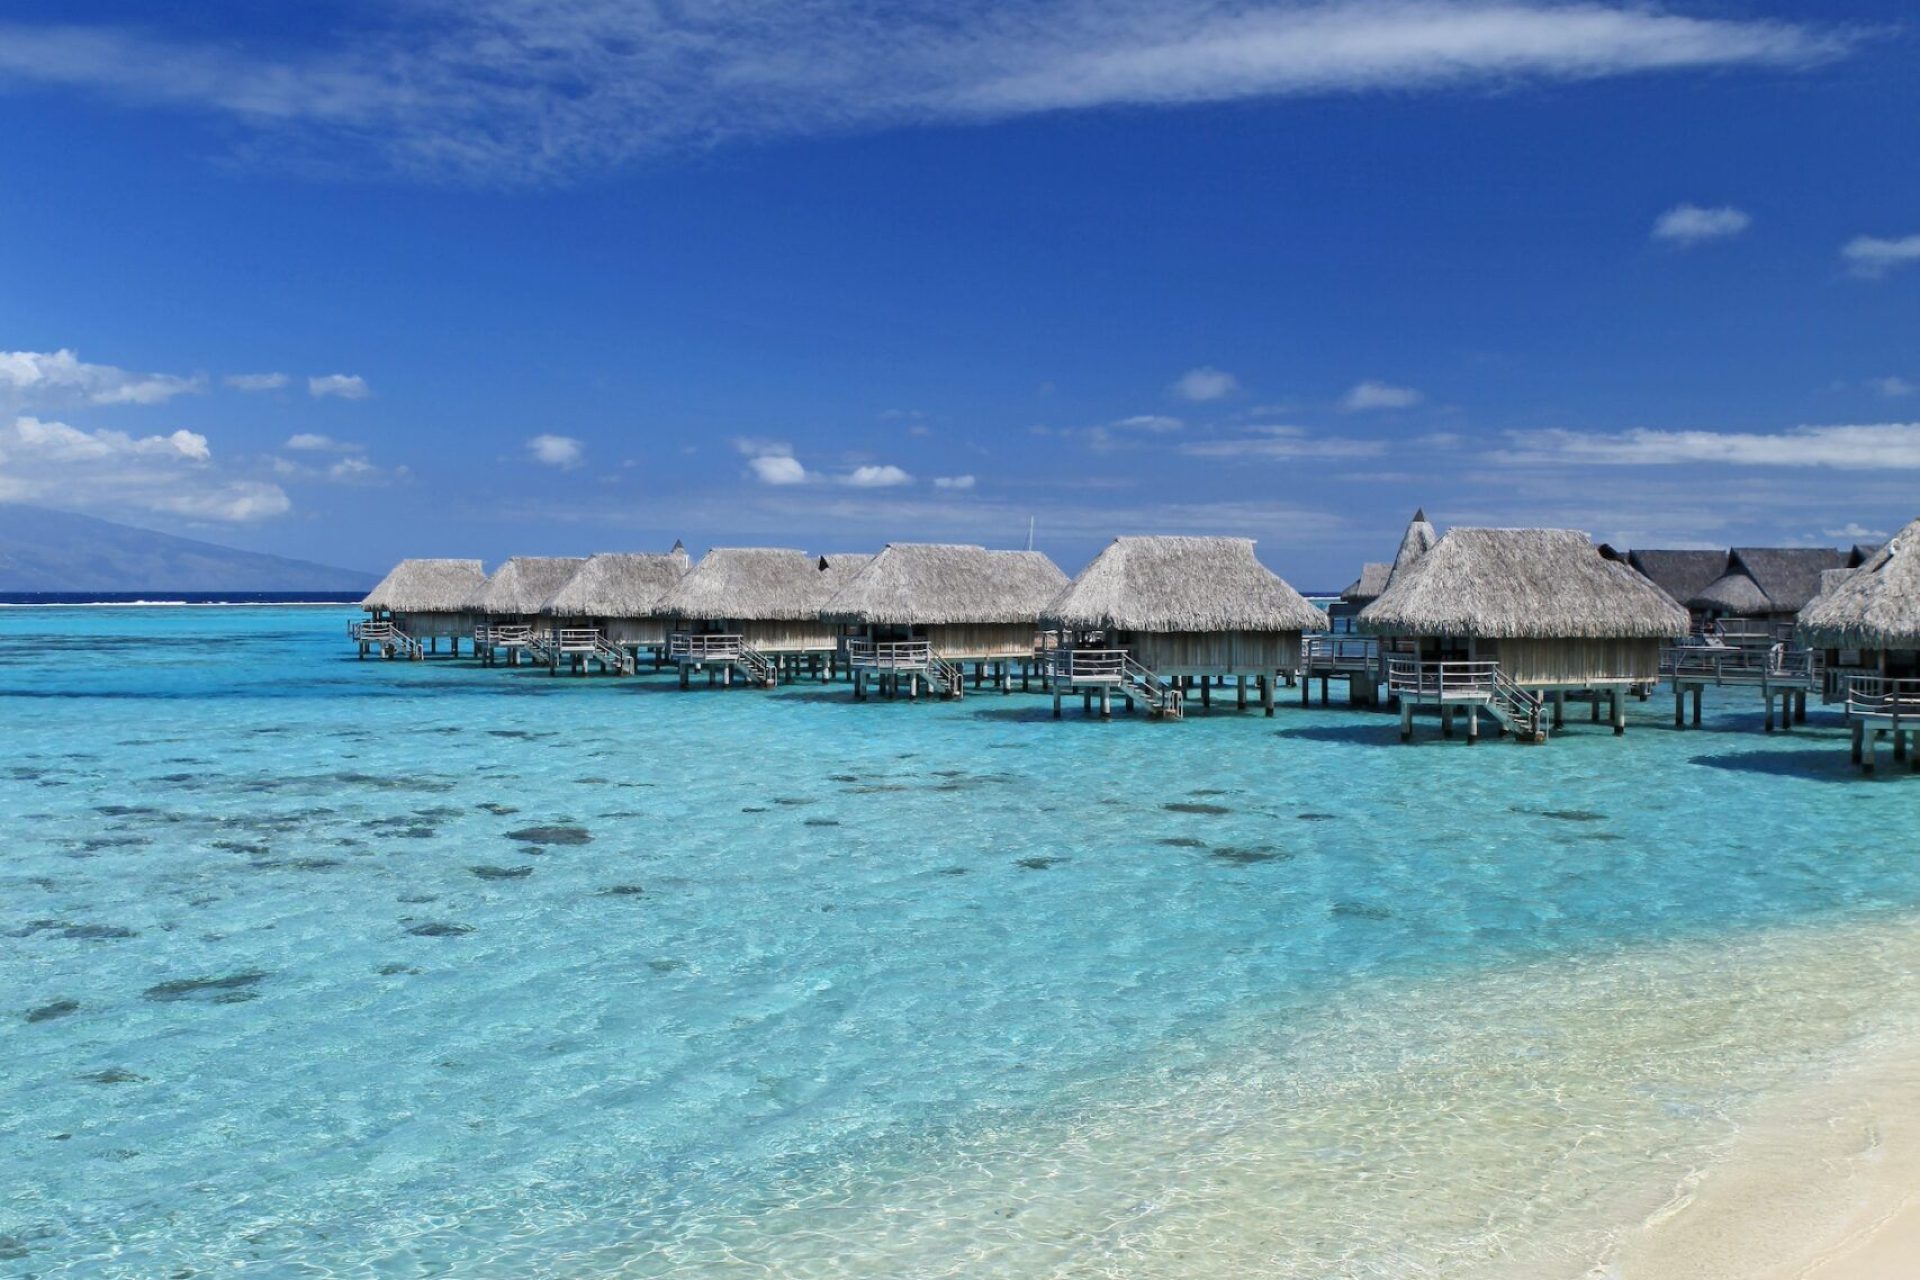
[1845,677,1920,773]
[1661,642,1818,732]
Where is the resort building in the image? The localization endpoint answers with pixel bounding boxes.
[1799,518,1920,772]
[1041,535,1323,720]
[1607,548,1729,626]
[1358,527,1689,742]
[356,558,489,658]
[1688,547,1848,641]
[820,543,1067,700]
[537,545,691,675]
[653,548,871,687]
[467,556,586,666]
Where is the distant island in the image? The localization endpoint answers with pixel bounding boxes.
[0,503,377,594]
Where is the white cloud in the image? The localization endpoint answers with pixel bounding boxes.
[1499,423,1920,470]
[0,348,203,408]
[1824,522,1886,541]
[526,434,583,468]
[225,372,289,391]
[843,464,912,488]
[1112,414,1184,432]
[747,454,809,485]
[0,414,286,521]
[1874,376,1915,399]
[934,474,976,490]
[0,4,1847,182]
[1180,426,1385,461]
[1171,366,1239,402]
[308,373,372,400]
[1340,380,1423,411]
[1651,203,1751,246]
[284,432,360,452]
[1843,234,1920,280]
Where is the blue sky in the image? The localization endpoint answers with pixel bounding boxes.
[0,0,1915,587]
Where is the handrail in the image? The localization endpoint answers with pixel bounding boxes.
[670,632,744,660]
[1387,658,1498,699]
[1847,676,1920,719]
[1303,634,1379,665]
[1662,643,1820,682]
[847,639,936,670]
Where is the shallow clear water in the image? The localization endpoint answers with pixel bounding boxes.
[5,607,1920,1277]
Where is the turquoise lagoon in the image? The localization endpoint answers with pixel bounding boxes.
[6,606,1920,1277]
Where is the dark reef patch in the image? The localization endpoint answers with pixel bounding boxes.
[1331,902,1392,920]
[506,825,592,846]
[1297,813,1340,822]
[1017,856,1063,871]
[470,865,534,880]
[1163,802,1231,816]
[79,1067,146,1085]
[477,802,519,816]
[599,884,647,897]
[1209,846,1290,865]
[26,999,80,1023]
[406,922,475,937]
[803,818,842,827]
[1157,837,1207,848]
[142,971,268,1003]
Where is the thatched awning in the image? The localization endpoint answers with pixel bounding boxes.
[1624,549,1729,609]
[1726,547,1848,614]
[654,548,872,622]
[362,559,488,613]
[1341,562,1392,605]
[821,544,1066,625]
[1358,528,1690,640]
[1690,571,1772,615]
[466,557,586,616]
[542,549,689,618]
[1799,518,1920,649]
[1043,536,1323,633]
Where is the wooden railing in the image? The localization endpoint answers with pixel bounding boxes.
[1302,634,1379,672]
[1662,643,1820,686]
[1847,676,1920,722]
[352,618,421,658]
[1047,649,1182,717]
[1387,658,1498,701]
[553,627,602,653]
[846,639,935,670]
[669,632,743,662]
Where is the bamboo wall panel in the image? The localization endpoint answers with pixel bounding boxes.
[1126,630,1301,674]
[1499,638,1662,686]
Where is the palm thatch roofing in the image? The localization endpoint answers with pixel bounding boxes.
[1721,547,1849,614]
[361,558,488,613]
[1357,528,1690,639]
[542,549,689,618]
[1799,518,1920,649]
[1623,549,1730,609]
[1389,508,1437,583]
[1690,571,1772,615]
[1341,562,1393,604]
[466,556,587,616]
[820,543,1066,625]
[1850,543,1883,567]
[653,548,872,621]
[1042,536,1323,633]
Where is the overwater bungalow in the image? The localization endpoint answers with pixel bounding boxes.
[1688,547,1847,641]
[1799,517,1920,772]
[468,556,586,666]
[820,543,1067,700]
[537,545,691,676]
[1358,527,1689,742]
[1607,548,1728,625]
[1041,536,1323,720]
[653,548,871,688]
[1329,563,1390,632]
[355,558,489,658]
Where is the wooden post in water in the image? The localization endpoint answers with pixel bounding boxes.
[1237,676,1247,711]
[1852,718,1865,764]
[1612,690,1626,736]
[1674,686,1685,728]
[1692,686,1703,727]
[1466,705,1479,744]
[1262,674,1274,717]
[1399,699,1414,742]
[1099,685,1111,719]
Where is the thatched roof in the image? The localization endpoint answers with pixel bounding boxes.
[1849,543,1882,567]
[1358,528,1690,639]
[821,543,1066,625]
[1624,549,1729,609]
[467,556,587,616]
[1389,508,1436,583]
[1690,571,1772,615]
[1799,518,1920,649]
[1341,562,1392,604]
[1043,536,1323,633]
[361,558,488,613]
[654,548,872,621]
[542,550,689,618]
[1723,547,1848,614]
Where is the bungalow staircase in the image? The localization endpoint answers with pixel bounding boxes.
[1487,668,1545,742]
[928,652,965,698]
[591,635,636,676]
[1123,656,1184,721]
[734,644,779,688]
[354,620,423,660]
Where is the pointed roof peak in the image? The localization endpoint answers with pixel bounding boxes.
[1411,507,1427,523]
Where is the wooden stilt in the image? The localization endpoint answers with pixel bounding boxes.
[1612,690,1626,736]
[1466,704,1479,743]
[1675,686,1685,729]
[1400,699,1414,742]
[1442,705,1454,738]
[1852,718,1866,763]
[1099,685,1111,719]
[1237,676,1248,711]
[1053,686,1062,718]
[1692,686,1703,727]
[1262,674,1274,717]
